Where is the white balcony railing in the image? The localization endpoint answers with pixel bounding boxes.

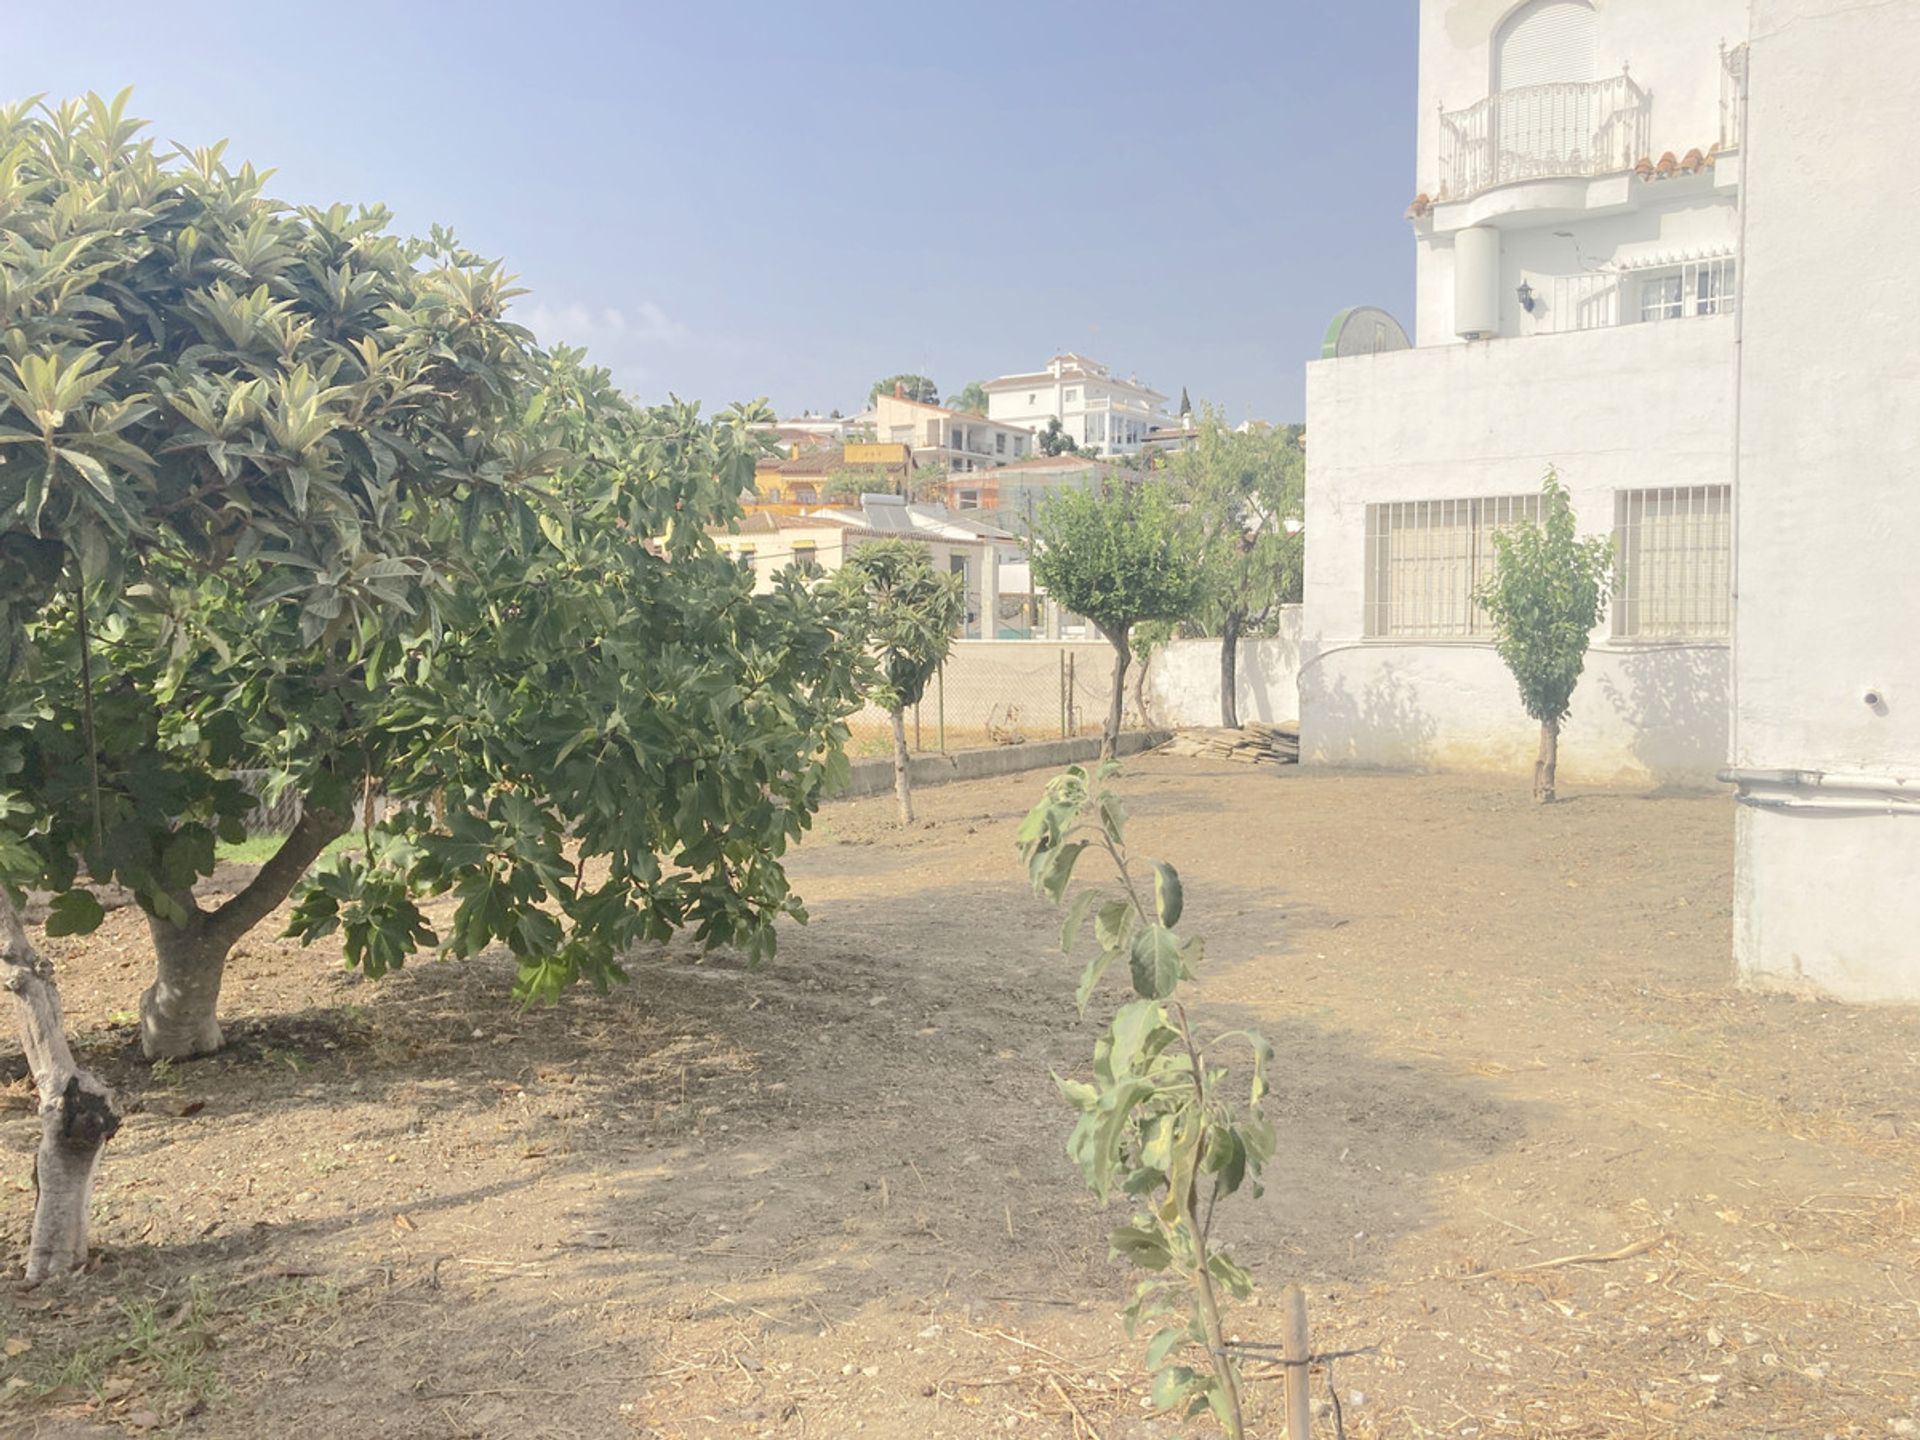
[1438,71,1650,202]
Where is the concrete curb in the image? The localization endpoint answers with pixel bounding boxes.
[833,730,1173,801]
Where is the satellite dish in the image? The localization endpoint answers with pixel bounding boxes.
[1322,306,1411,358]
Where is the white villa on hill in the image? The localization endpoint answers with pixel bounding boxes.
[982,354,1169,457]
[1302,0,1920,1002]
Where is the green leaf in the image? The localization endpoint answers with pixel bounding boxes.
[1150,1364,1200,1413]
[1107,998,1166,1078]
[1093,898,1130,954]
[1151,861,1183,927]
[1108,1225,1172,1270]
[1241,1111,1277,1169]
[1206,1380,1239,1428]
[1052,1072,1098,1112]
[1058,886,1099,955]
[1145,1325,1188,1370]
[45,889,105,937]
[1074,943,1117,1016]
[1068,1076,1153,1198]
[1036,840,1087,903]
[1128,924,1182,1000]
[1206,1124,1248,1196]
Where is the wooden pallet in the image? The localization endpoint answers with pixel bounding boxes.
[1158,722,1300,765]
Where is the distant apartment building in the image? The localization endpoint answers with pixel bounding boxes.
[710,494,1019,639]
[982,353,1170,457]
[936,453,1110,535]
[869,389,1033,473]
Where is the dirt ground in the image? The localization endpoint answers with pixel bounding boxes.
[1,755,1916,1439]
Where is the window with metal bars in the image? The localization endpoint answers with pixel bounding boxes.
[1364,495,1542,638]
[1612,486,1731,639]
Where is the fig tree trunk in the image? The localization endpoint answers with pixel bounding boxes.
[889,706,914,825]
[140,804,347,1060]
[1534,718,1560,804]
[1132,648,1153,730]
[1101,625,1132,761]
[1,890,120,1283]
[1219,607,1244,729]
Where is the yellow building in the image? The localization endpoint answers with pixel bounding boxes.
[749,441,910,515]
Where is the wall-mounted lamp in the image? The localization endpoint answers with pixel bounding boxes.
[1516,280,1537,314]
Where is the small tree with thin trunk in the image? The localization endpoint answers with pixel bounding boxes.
[1166,412,1304,728]
[833,539,964,823]
[1030,484,1201,759]
[1474,468,1612,803]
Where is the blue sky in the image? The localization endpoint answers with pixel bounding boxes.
[5,2,1418,423]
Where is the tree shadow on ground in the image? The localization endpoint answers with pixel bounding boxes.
[3,857,1525,1437]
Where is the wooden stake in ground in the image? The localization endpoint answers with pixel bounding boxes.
[1282,1283,1312,1439]
[0,889,120,1282]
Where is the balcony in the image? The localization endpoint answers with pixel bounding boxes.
[1541,255,1736,334]
[1438,71,1650,202]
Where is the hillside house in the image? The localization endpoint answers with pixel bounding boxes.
[982,354,1169,457]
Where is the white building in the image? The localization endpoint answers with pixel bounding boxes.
[713,496,1020,641]
[982,354,1169,457]
[1728,0,1920,1003]
[869,390,1033,473]
[1302,0,1747,791]
[1303,0,1920,1002]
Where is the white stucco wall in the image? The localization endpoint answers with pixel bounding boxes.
[1145,613,1305,729]
[1301,313,1734,787]
[1729,0,1920,1003]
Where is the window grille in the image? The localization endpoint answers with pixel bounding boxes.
[1364,494,1542,638]
[1612,486,1730,638]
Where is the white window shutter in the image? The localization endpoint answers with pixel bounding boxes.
[1497,0,1597,90]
